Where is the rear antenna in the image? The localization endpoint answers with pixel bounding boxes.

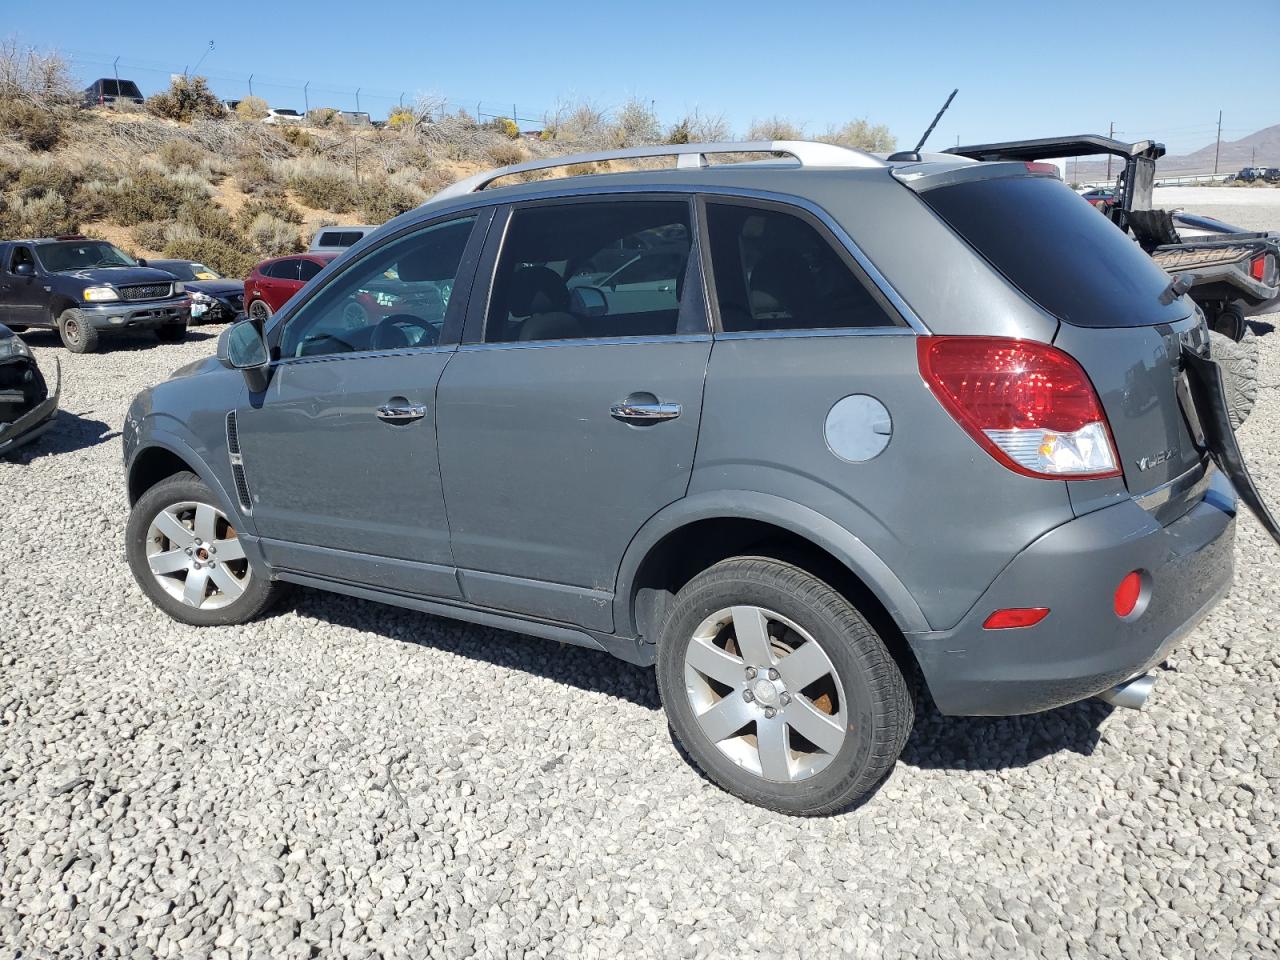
[889,88,958,162]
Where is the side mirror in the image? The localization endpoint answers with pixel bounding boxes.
[14,263,33,277]
[137,257,148,267]
[569,286,608,318]
[218,319,271,392]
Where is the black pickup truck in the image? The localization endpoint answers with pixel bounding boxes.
[0,236,192,353]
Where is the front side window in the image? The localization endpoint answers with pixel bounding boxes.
[298,259,324,282]
[9,246,35,272]
[485,200,692,343]
[705,202,895,332]
[280,216,476,359]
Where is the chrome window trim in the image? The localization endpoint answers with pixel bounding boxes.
[459,334,711,352]
[715,327,917,341]
[271,343,456,369]
[430,181,928,336]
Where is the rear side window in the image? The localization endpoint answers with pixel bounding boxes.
[317,232,343,247]
[705,202,896,332]
[921,175,1188,327]
[485,200,692,343]
[266,260,298,280]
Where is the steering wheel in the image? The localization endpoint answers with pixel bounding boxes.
[370,313,439,350]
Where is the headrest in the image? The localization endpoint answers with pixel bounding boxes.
[508,266,569,317]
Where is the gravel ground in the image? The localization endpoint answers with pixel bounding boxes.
[2,199,1279,959]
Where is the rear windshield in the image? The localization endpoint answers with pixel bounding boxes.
[921,175,1189,328]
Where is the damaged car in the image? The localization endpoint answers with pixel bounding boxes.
[0,322,58,456]
[149,259,245,325]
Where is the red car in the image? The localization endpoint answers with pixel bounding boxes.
[244,252,337,321]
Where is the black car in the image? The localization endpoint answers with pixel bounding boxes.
[83,78,145,107]
[0,322,59,456]
[0,237,191,353]
[148,260,245,324]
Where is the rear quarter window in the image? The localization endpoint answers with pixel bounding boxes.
[920,175,1188,328]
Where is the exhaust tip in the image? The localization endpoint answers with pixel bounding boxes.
[1096,673,1156,710]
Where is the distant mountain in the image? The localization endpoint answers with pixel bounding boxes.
[1068,124,1280,181]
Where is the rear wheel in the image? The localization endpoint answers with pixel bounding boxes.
[126,471,280,626]
[57,309,99,353]
[656,557,912,815]
[248,299,272,323]
[1209,327,1258,430]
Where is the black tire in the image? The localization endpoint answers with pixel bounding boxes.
[126,471,280,626]
[656,557,913,816]
[248,299,272,322]
[1210,302,1248,342]
[57,309,99,353]
[155,322,187,343]
[1209,328,1258,430]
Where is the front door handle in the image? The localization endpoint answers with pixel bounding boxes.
[376,401,427,423]
[611,394,681,424]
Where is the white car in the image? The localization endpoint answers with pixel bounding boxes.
[262,108,305,125]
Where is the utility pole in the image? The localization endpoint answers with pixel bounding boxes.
[1106,121,1115,182]
[112,56,120,94]
[1214,110,1222,174]
[303,81,309,117]
[248,74,253,98]
[355,88,361,113]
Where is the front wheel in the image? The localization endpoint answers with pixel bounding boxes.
[126,471,280,626]
[58,309,99,353]
[656,557,913,815]
[248,299,272,323]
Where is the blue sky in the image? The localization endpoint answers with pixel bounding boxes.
[6,0,1276,155]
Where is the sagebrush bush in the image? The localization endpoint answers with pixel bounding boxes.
[234,154,279,194]
[70,180,114,222]
[247,213,302,256]
[146,75,225,123]
[0,190,79,236]
[235,96,269,121]
[0,100,63,151]
[308,108,341,128]
[613,98,661,147]
[236,195,302,230]
[283,157,360,212]
[16,161,82,200]
[162,237,256,279]
[486,141,525,167]
[0,157,17,189]
[174,200,242,248]
[280,126,314,150]
[158,139,208,172]
[745,116,805,141]
[104,169,212,225]
[131,220,170,251]
[358,177,426,224]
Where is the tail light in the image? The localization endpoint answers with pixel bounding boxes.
[918,336,1121,480]
[1250,252,1276,285]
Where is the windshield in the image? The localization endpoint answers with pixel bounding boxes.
[161,262,220,280]
[920,175,1189,328]
[35,241,138,272]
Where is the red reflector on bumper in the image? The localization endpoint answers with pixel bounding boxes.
[982,607,1050,630]
[1114,571,1143,618]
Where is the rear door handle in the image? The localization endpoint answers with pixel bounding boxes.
[376,401,427,423]
[611,396,681,424]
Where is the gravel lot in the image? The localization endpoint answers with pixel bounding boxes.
[2,195,1278,959]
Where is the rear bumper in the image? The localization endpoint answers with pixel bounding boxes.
[907,469,1236,716]
[81,297,191,330]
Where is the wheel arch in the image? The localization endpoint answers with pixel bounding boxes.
[126,436,243,534]
[615,493,930,647]
[47,294,79,326]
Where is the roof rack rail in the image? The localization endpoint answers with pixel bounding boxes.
[431,140,886,202]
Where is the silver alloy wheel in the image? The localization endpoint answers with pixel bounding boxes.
[341,301,368,329]
[248,299,271,321]
[683,605,848,783]
[145,500,251,610]
[62,316,81,344]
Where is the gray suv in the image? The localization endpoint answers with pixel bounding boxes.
[122,141,1261,814]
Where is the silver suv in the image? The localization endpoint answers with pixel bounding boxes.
[122,141,1268,814]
